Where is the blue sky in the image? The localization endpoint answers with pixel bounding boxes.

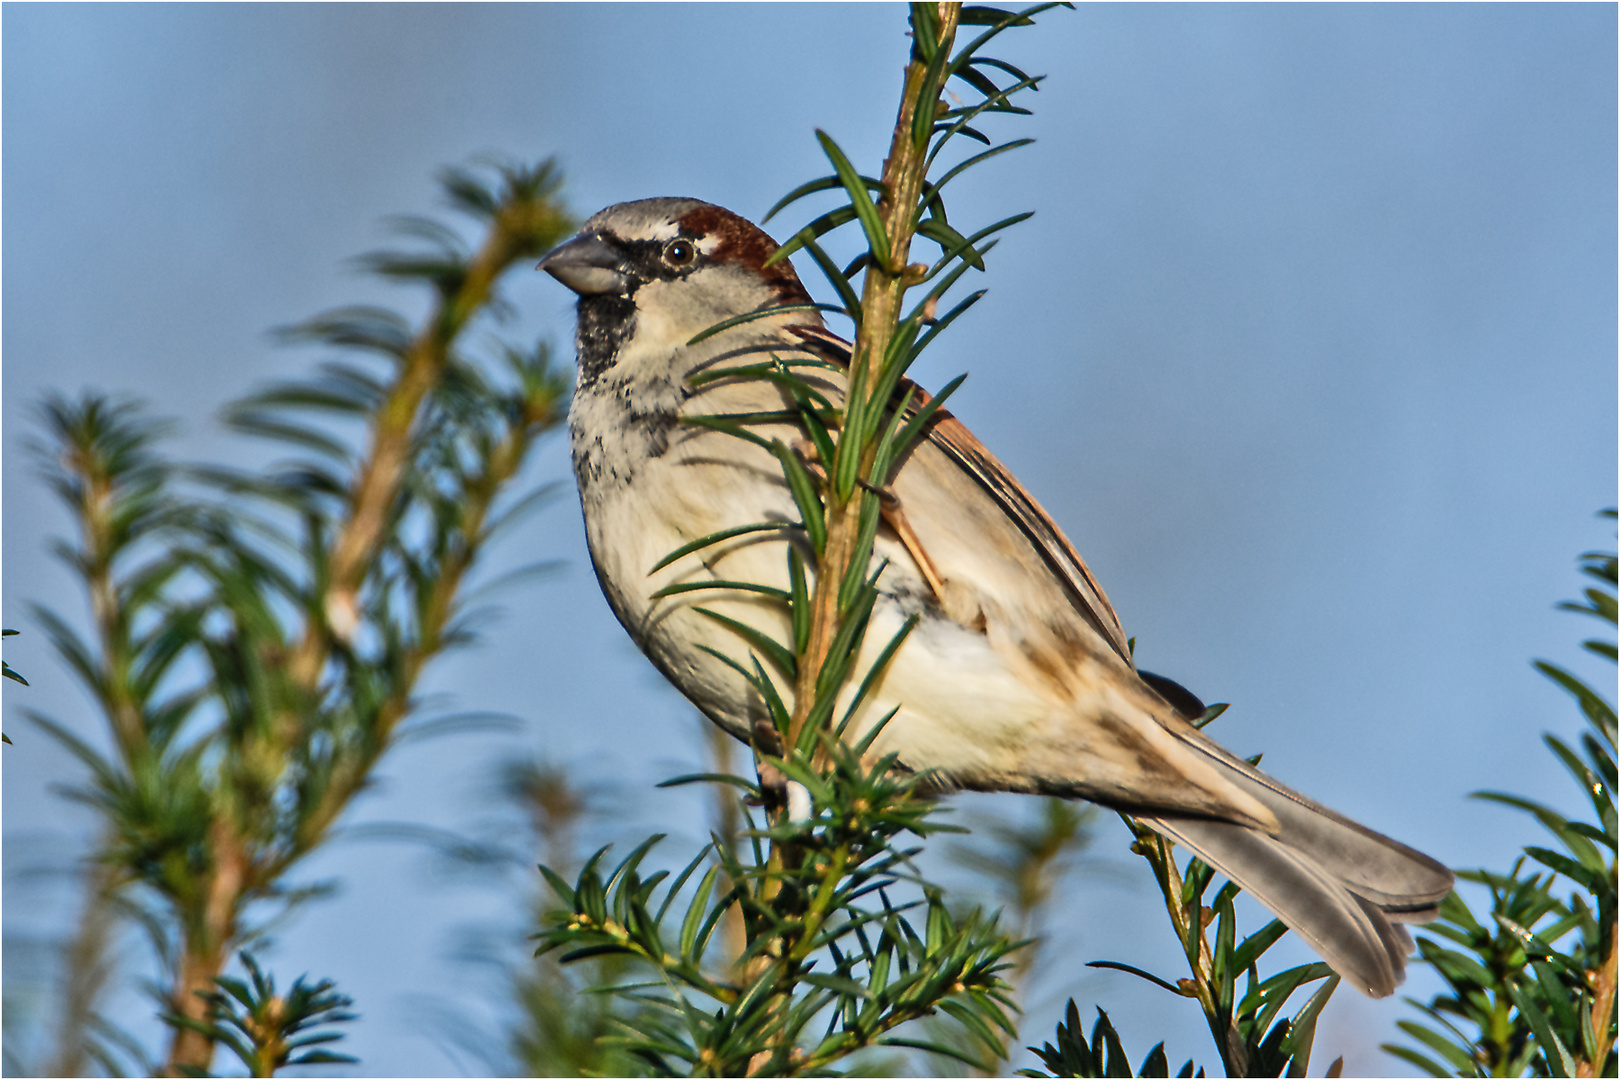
[4,5,1615,1076]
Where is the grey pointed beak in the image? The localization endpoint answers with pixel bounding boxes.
[538,232,632,297]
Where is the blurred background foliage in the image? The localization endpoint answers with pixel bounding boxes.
[1383,519,1616,1080]
[5,161,577,1076]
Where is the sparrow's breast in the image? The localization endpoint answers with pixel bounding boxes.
[568,358,807,740]
[566,350,1054,769]
[568,337,1260,822]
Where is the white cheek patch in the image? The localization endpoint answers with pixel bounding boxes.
[635,267,760,339]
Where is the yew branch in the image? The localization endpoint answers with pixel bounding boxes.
[787,2,960,754]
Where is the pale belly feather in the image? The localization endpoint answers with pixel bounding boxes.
[570,348,1271,821]
[576,395,1085,791]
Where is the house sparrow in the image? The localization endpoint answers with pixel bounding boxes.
[540,197,1452,997]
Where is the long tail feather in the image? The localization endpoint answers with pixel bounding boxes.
[1140,727,1453,997]
[1142,815,1405,996]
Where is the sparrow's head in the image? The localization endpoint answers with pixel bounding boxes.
[539,199,816,376]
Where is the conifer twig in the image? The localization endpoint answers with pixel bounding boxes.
[786,2,960,755]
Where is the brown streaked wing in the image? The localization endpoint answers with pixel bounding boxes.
[786,324,1133,666]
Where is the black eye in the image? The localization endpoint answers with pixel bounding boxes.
[664,239,696,267]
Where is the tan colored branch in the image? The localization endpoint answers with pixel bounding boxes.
[291,420,536,855]
[788,1,960,754]
[1578,928,1617,1078]
[287,230,519,693]
[45,851,125,1078]
[1131,825,1249,1076]
[165,208,553,1076]
[748,9,963,1075]
[76,457,145,760]
[164,818,248,1076]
